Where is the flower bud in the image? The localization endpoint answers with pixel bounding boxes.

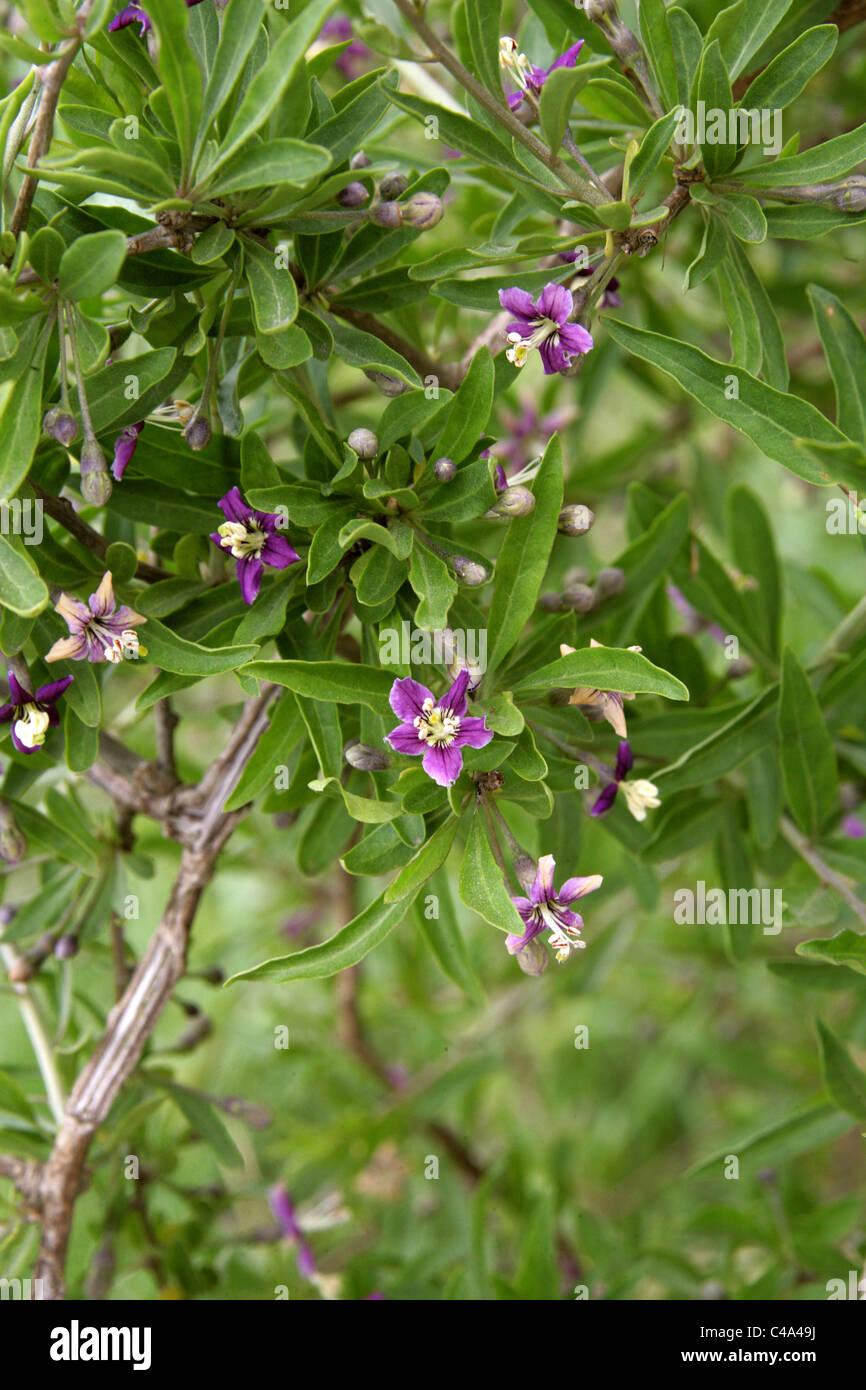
[564,565,592,587]
[563,582,596,614]
[79,439,112,506]
[345,740,390,771]
[595,566,625,597]
[515,937,549,976]
[350,150,371,169]
[583,0,617,24]
[832,177,866,211]
[43,407,79,445]
[558,504,595,536]
[338,181,369,208]
[401,192,444,230]
[433,456,455,482]
[347,427,378,458]
[54,935,79,960]
[453,556,489,586]
[184,416,212,451]
[540,592,565,612]
[364,369,408,396]
[371,201,403,229]
[379,172,409,200]
[488,485,536,518]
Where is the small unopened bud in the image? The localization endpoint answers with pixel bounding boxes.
[832,177,866,211]
[540,592,565,613]
[595,566,625,597]
[350,150,371,169]
[338,181,369,208]
[345,740,390,771]
[364,369,407,396]
[453,556,489,586]
[727,657,753,679]
[200,965,224,986]
[371,201,403,229]
[433,456,455,482]
[563,582,595,614]
[184,416,212,451]
[513,853,536,887]
[54,935,78,960]
[401,192,444,230]
[379,172,409,199]
[79,439,112,505]
[347,427,378,458]
[558,504,595,536]
[43,407,78,445]
[564,565,592,587]
[583,0,617,25]
[489,485,535,519]
[515,937,549,976]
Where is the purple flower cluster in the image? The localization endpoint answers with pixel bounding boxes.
[500,38,584,113]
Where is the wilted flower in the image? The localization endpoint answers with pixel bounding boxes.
[211,486,299,605]
[499,37,584,112]
[560,639,640,737]
[499,284,593,375]
[507,854,602,963]
[46,572,147,665]
[0,674,72,754]
[590,741,660,821]
[111,421,144,481]
[385,670,492,786]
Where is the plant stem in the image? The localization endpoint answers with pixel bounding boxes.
[0,941,67,1126]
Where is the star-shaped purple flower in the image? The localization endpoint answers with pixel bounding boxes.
[45,572,147,665]
[210,486,300,606]
[384,669,493,786]
[504,40,584,111]
[507,854,602,962]
[499,283,593,375]
[0,674,73,754]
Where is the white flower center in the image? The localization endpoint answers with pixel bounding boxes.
[105,630,143,664]
[217,520,266,560]
[506,317,559,367]
[13,703,50,749]
[621,778,661,822]
[414,697,461,748]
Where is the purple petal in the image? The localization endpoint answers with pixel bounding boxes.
[260,533,300,570]
[614,741,633,779]
[88,572,116,619]
[111,421,144,481]
[443,668,470,717]
[456,716,493,750]
[217,486,252,525]
[549,41,584,73]
[536,282,573,325]
[498,287,537,321]
[531,854,556,904]
[558,874,603,904]
[506,919,544,954]
[34,676,73,706]
[384,723,424,755]
[389,678,433,722]
[507,91,524,111]
[494,463,508,492]
[538,337,570,375]
[108,4,151,33]
[7,674,30,705]
[0,704,13,723]
[510,896,534,920]
[237,555,263,605]
[590,782,619,817]
[555,908,584,931]
[558,321,594,355]
[10,724,38,755]
[421,742,463,786]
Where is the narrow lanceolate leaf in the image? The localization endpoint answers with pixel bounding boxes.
[0,327,47,497]
[513,645,689,702]
[485,434,564,682]
[628,108,682,201]
[807,285,866,448]
[710,0,795,80]
[736,120,866,187]
[727,486,782,656]
[797,931,866,977]
[604,318,866,490]
[209,139,331,197]
[242,660,394,714]
[693,40,734,179]
[816,1020,866,1121]
[143,620,259,676]
[226,888,417,984]
[778,647,837,840]
[459,812,524,935]
[196,0,266,155]
[0,535,50,617]
[432,347,495,465]
[243,240,298,334]
[385,816,462,904]
[144,0,203,181]
[638,0,678,110]
[739,25,836,114]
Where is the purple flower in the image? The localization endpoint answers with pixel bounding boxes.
[561,639,640,737]
[499,283,593,375]
[842,814,866,838]
[557,253,623,308]
[320,15,370,80]
[500,38,584,112]
[590,740,633,817]
[210,486,300,606]
[384,669,493,786]
[507,854,602,963]
[0,674,73,754]
[108,0,206,35]
[45,571,147,665]
[269,1184,317,1281]
[111,421,144,481]
[590,740,661,822]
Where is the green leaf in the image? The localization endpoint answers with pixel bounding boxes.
[798,931,866,977]
[243,240,298,334]
[0,325,48,497]
[694,40,734,178]
[143,618,258,676]
[539,65,584,154]
[727,486,782,655]
[710,0,795,80]
[413,870,484,1003]
[778,647,837,839]
[433,348,494,466]
[816,1020,866,1121]
[226,887,415,984]
[807,284,866,448]
[144,0,203,181]
[485,434,564,683]
[465,0,502,98]
[196,0,266,158]
[153,1078,243,1166]
[604,318,866,490]
[736,120,866,188]
[0,535,49,617]
[739,25,836,112]
[688,1102,852,1176]
[385,815,462,904]
[242,660,394,714]
[408,540,457,631]
[668,5,703,108]
[628,108,682,200]
[211,139,331,196]
[459,811,524,935]
[638,0,678,110]
[513,644,689,702]
[309,776,403,825]
[326,314,421,387]
[655,689,778,795]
